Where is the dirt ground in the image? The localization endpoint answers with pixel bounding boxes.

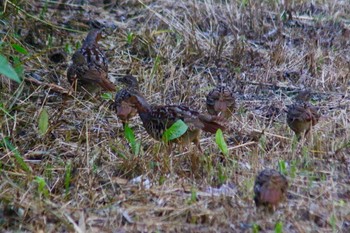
[0,0,350,232]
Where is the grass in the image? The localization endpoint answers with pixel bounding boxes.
[1,0,350,232]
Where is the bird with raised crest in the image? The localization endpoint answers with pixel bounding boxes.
[254,169,288,212]
[67,29,116,93]
[119,91,225,151]
[286,90,320,140]
[206,85,235,119]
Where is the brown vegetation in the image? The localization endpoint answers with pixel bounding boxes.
[1,0,349,232]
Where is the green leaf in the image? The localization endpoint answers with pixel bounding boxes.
[162,119,188,143]
[278,160,287,175]
[2,137,30,172]
[101,92,113,101]
[65,43,73,54]
[126,32,135,45]
[124,124,140,155]
[274,221,283,233]
[215,129,228,156]
[0,55,21,83]
[38,109,49,135]
[252,223,260,233]
[11,44,29,55]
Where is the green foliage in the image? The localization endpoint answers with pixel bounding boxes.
[278,160,287,175]
[151,55,161,77]
[12,55,24,77]
[126,32,135,45]
[280,10,288,22]
[38,108,49,136]
[34,176,49,198]
[252,223,260,233]
[11,43,29,55]
[329,214,337,232]
[162,119,188,143]
[215,129,228,156]
[0,103,15,119]
[64,161,72,197]
[65,43,73,54]
[1,137,31,172]
[274,221,283,233]
[101,92,114,101]
[217,164,227,185]
[187,188,197,205]
[0,54,21,83]
[124,124,141,155]
[290,160,297,179]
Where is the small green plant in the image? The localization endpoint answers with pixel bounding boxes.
[126,32,135,45]
[252,223,260,233]
[290,160,297,179]
[101,92,114,101]
[124,124,141,155]
[215,129,228,156]
[38,108,49,136]
[150,55,161,78]
[187,187,197,205]
[64,43,73,54]
[329,214,337,232]
[278,160,287,175]
[162,120,188,143]
[0,103,15,120]
[64,161,72,197]
[0,54,21,83]
[217,164,227,185]
[34,176,49,198]
[274,220,283,233]
[11,43,29,55]
[1,137,31,172]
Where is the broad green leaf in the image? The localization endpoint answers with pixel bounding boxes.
[2,137,30,172]
[162,120,188,143]
[0,55,21,83]
[38,109,49,135]
[274,221,283,233]
[101,92,113,101]
[215,129,228,156]
[11,44,29,55]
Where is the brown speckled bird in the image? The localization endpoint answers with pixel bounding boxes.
[286,90,320,140]
[67,29,116,93]
[114,75,139,124]
[121,92,225,151]
[206,85,235,119]
[254,169,288,212]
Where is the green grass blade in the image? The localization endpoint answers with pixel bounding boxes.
[2,137,30,172]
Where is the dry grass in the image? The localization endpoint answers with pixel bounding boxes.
[1,0,350,232]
